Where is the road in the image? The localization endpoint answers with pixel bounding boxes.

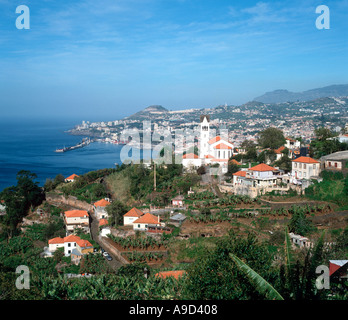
[89,211,124,271]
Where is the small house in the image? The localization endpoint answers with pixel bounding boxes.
[123,207,144,226]
[169,213,186,227]
[65,174,79,183]
[172,195,184,207]
[132,212,163,231]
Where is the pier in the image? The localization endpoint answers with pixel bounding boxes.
[55,138,92,153]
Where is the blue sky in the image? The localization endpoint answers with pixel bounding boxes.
[0,0,347,121]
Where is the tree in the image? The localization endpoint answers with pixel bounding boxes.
[258,127,286,149]
[106,200,129,226]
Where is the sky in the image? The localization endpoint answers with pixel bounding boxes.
[0,0,348,122]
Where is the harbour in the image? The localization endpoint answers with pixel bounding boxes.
[55,137,92,153]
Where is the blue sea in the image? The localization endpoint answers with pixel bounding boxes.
[0,117,133,191]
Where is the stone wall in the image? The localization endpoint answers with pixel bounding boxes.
[46,193,94,212]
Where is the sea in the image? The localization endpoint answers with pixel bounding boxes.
[0,117,150,192]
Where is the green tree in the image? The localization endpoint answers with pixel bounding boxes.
[258,127,286,149]
[106,200,129,226]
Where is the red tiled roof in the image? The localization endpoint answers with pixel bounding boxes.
[274,146,285,154]
[183,153,199,159]
[63,235,81,243]
[208,136,222,144]
[124,207,144,218]
[292,156,319,164]
[233,170,247,177]
[66,174,79,180]
[48,237,65,244]
[65,210,89,218]
[249,163,276,172]
[76,239,93,248]
[94,199,111,207]
[205,154,214,159]
[133,213,160,225]
[214,143,232,150]
[155,270,186,280]
[99,219,109,226]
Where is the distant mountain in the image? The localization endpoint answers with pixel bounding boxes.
[253,84,348,104]
[126,105,169,120]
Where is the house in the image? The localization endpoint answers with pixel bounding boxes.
[65,174,79,182]
[320,150,348,173]
[93,198,111,220]
[329,260,348,280]
[132,212,163,231]
[274,146,286,161]
[246,163,280,188]
[169,213,186,227]
[289,233,312,249]
[48,235,93,264]
[291,156,320,180]
[338,134,348,144]
[64,210,90,234]
[232,170,247,185]
[123,207,144,226]
[172,195,185,207]
[285,137,301,150]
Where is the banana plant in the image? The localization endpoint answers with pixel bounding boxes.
[229,253,284,300]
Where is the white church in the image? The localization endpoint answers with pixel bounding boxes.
[182,115,235,173]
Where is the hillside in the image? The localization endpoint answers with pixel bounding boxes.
[254,84,348,104]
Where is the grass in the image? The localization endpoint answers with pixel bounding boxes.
[105,170,134,203]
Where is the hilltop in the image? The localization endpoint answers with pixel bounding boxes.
[126,105,169,120]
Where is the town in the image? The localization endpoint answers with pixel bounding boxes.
[0,110,347,300]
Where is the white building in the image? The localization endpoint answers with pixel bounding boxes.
[123,207,144,226]
[291,156,320,180]
[182,115,234,174]
[93,199,111,220]
[64,210,90,234]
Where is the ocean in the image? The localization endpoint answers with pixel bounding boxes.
[0,117,127,191]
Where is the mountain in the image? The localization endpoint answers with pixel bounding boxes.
[253,84,348,104]
[126,105,169,120]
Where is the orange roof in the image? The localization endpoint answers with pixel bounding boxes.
[48,237,64,244]
[63,235,81,243]
[133,212,160,225]
[155,270,186,280]
[229,159,241,165]
[99,219,109,226]
[274,146,285,154]
[249,163,276,172]
[183,153,199,159]
[76,239,93,248]
[124,207,144,218]
[214,143,232,150]
[64,210,89,218]
[94,199,111,207]
[66,174,79,180]
[205,154,214,159]
[233,170,247,177]
[208,136,222,144]
[292,156,319,164]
